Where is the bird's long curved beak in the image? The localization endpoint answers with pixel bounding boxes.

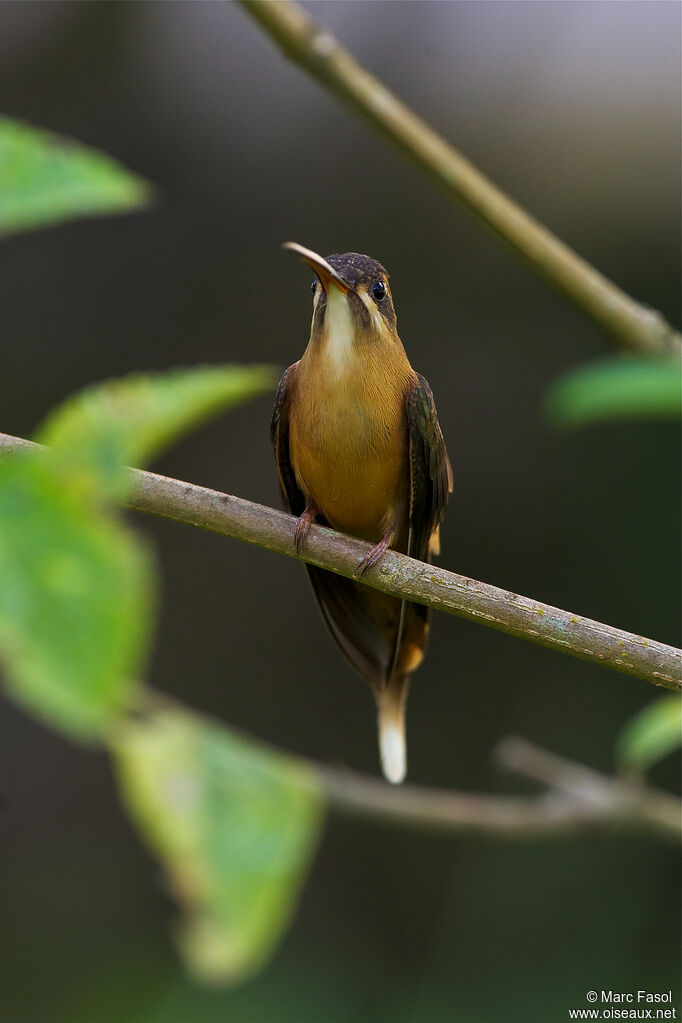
[282,241,352,294]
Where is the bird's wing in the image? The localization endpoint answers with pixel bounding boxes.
[406,372,453,565]
[307,571,403,685]
[383,372,452,684]
[271,362,306,517]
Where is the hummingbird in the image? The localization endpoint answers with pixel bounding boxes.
[272,243,452,783]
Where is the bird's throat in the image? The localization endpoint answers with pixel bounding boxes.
[322,287,355,376]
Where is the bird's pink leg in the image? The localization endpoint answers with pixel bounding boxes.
[294,505,319,554]
[358,528,395,576]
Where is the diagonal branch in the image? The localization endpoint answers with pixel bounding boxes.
[1,432,679,691]
[239,0,681,356]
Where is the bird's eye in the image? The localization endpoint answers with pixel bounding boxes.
[372,280,387,302]
[311,279,318,295]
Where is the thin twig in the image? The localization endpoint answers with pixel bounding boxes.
[141,691,682,842]
[313,757,680,843]
[1,432,679,691]
[495,737,680,840]
[239,0,681,356]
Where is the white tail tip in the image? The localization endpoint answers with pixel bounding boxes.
[380,723,406,784]
[377,678,409,784]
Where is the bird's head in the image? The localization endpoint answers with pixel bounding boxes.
[283,242,399,366]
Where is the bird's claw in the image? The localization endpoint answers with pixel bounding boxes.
[294,507,318,554]
[358,533,393,577]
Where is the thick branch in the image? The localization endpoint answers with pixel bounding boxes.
[1,432,679,691]
[239,0,681,356]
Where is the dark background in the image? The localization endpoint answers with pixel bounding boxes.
[1,2,680,1020]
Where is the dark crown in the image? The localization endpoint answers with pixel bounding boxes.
[326,252,389,287]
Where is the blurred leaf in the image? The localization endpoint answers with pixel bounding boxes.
[0,364,274,736]
[0,451,153,737]
[545,357,681,427]
[617,695,681,774]
[38,364,278,498]
[112,706,324,985]
[0,116,152,235]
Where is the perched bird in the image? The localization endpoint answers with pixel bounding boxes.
[272,243,452,783]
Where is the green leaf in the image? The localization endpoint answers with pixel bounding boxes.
[0,116,152,235]
[0,451,153,737]
[112,706,324,985]
[0,364,274,738]
[37,364,278,498]
[545,357,681,427]
[617,695,681,774]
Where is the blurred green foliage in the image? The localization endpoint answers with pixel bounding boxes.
[0,449,152,737]
[0,116,152,234]
[617,694,682,775]
[545,356,681,428]
[0,114,324,989]
[39,363,278,499]
[113,707,322,984]
[546,350,681,780]
[0,360,325,986]
[0,364,277,738]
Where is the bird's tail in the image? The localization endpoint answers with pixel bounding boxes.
[375,675,410,784]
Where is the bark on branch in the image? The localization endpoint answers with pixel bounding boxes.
[1,432,679,692]
[239,0,681,356]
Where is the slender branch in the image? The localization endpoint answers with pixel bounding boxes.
[3,435,679,840]
[495,737,680,840]
[144,691,682,841]
[239,0,681,356]
[141,690,680,840]
[313,746,680,842]
[1,432,679,691]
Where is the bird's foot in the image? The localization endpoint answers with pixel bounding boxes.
[294,506,319,554]
[358,531,394,577]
